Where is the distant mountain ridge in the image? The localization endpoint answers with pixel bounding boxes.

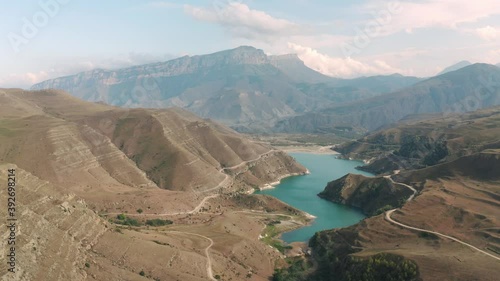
[31,46,421,132]
[275,63,500,133]
[437,60,472,75]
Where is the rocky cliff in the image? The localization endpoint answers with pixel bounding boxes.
[318,174,412,216]
[31,46,420,132]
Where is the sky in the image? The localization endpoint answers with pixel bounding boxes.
[1,0,500,88]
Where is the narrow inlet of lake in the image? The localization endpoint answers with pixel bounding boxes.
[255,152,373,243]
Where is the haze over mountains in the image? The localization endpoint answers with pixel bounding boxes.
[7,48,500,281]
[276,63,500,133]
[31,46,422,132]
[31,47,500,136]
[437,60,472,75]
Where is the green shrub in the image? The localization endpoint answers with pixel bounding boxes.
[418,231,439,240]
[145,219,173,226]
[115,214,141,226]
[374,205,394,215]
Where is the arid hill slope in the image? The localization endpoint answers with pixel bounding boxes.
[296,114,500,280]
[0,88,309,281]
[0,89,305,194]
[336,105,500,174]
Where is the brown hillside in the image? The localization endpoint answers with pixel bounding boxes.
[336,105,500,174]
[0,89,305,194]
[0,88,309,281]
[308,151,500,281]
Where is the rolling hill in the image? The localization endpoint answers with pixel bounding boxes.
[0,88,305,194]
[0,88,313,280]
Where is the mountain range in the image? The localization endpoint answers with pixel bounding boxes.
[275,63,500,133]
[31,46,421,132]
[437,60,472,75]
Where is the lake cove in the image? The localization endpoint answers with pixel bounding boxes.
[255,153,373,243]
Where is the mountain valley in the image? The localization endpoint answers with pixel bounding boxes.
[273,105,500,281]
[0,88,312,281]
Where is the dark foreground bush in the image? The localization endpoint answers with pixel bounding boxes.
[145,219,173,226]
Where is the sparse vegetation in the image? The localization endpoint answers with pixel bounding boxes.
[139,270,145,276]
[260,224,292,254]
[145,219,173,227]
[304,229,421,281]
[152,240,170,246]
[85,262,90,268]
[137,208,143,214]
[418,231,439,240]
[272,257,310,281]
[374,205,394,215]
[115,214,141,226]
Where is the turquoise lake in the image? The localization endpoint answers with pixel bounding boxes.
[255,153,373,243]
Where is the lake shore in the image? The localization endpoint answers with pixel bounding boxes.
[276,145,340,154]
[255,152,369,243]
[258,169,311,191]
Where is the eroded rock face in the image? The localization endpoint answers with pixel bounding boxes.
[30,47,318,128]
[31,46,422,132]
[0,89,305,194]
[0,164,108,281]
[318,174,412,216]
[0,88,308,281]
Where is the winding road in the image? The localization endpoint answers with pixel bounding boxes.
[104,149,285,279]
[385,175,500,261]
[383,175,417,201]
[167,231,216,281]
[106,149,280,217]
[221,149,278,172]
[385,209,500,261]
[105,194,220,217]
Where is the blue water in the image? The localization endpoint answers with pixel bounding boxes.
[255,153,373,243]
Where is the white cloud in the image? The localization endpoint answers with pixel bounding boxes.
[361,0,500,35]
[0,71,49,89]
[184,2,301,41]
[287,42,403,78]
[475,26,500,40]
